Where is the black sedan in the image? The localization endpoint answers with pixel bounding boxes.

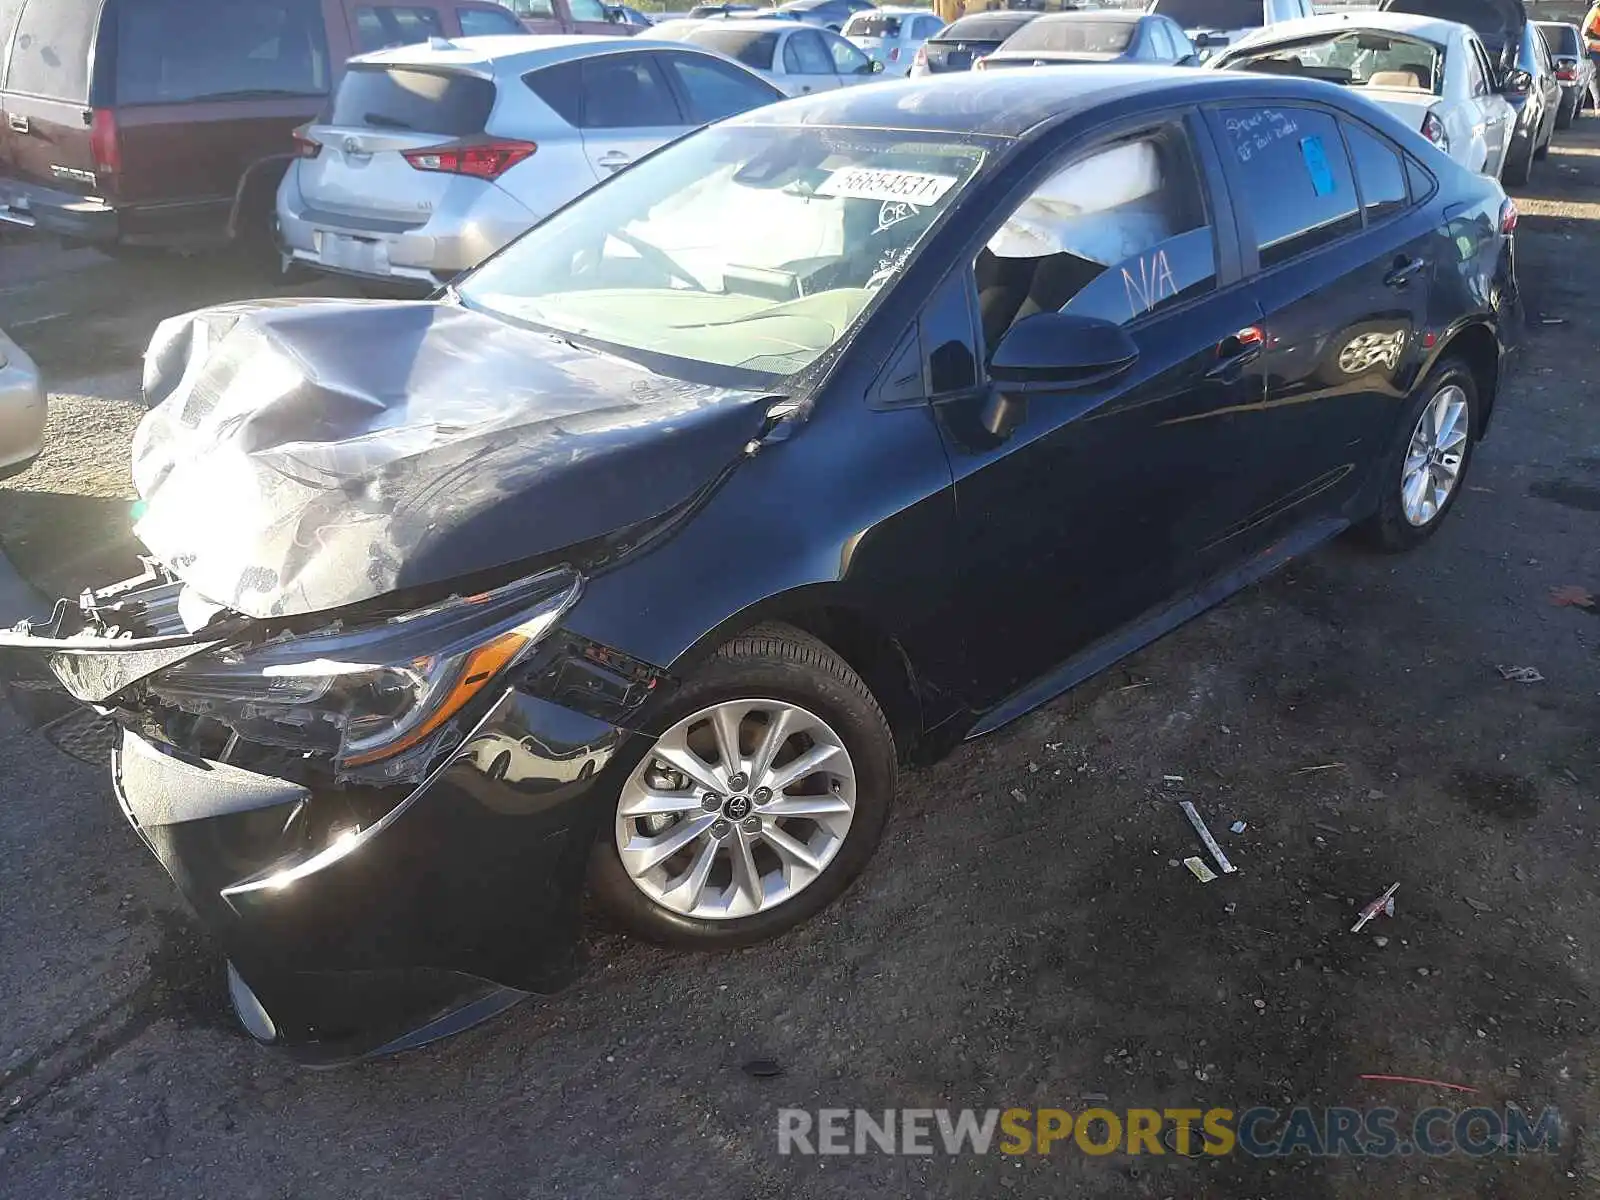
[0,67,1520,1061]
[910,10,1041,74]
[976,11,1199,69]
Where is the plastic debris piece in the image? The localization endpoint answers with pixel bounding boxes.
[1230,820,1247,834]
[1162,774,1185,782]
[742,1058,783,1078]
[1550,585,1596,609]
[1180,800,1237,874]
[1295,762,1346,774]
[1009,788,1026,802]
[1183,856,1217,883]
[1351,882,1400,933]
[1358,1074,1477,1095]
[1497,665,1545,683]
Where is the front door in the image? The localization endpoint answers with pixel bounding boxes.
[1207,102,1434,533]
[573,53,689,179]
[931,112,1268,710]
[783,29,843,93]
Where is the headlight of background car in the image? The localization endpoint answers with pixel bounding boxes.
[146,568,581,782]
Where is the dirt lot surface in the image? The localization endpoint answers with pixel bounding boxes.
[1,124,1598,1199]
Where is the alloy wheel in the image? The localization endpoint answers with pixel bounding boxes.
[615,699,857,920]
[1400,383,1469,527]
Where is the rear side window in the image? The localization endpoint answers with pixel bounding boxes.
[112,0,329,105]
[1219,105,1359,268]
[662,53,779,123]
[525,59,583,123]
[687,28,781,70]
[329,66,494,133]
[355,6,443,53]
[458,6,522,35]
[1343,122,1407,221]
[7,0,99,101]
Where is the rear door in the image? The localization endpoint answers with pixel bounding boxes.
[104,0,331,211]
[297,62,498,226]
[1207,101,1435,529]
[1465,33,1509,173]
[568,51,689,176]
[0,0,103,205]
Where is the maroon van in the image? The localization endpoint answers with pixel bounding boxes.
[0,0,530,256]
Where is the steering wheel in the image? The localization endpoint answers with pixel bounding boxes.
[610,229,707,292]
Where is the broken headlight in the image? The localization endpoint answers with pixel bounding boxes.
[146,568,581,781]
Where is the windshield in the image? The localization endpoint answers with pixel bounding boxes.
[459,125,988,384]
[1220,30,1444,92]
[1148,0,1263,30]
[1003,19,1135,53]
[1538,23,1579,56]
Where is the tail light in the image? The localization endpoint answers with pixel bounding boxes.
[1556,63,1577,81]
[402,139,536,180]
[1420,109,1449,153]
[89,108,121,179]
[292,127,321,160]
[913,45,927,71]
[889,45,900,62]
[1499,196,1518,235]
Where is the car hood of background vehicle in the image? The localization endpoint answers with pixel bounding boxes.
[132,299,772,621]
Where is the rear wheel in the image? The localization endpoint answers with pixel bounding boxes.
[590,623,896,949]
[1502,133,1534,185]
[1358,358,1476,552]
[1556,93,1575,130]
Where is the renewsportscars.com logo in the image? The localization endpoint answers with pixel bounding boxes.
[776,1106,1562,1158]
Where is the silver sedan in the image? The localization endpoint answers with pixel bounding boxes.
[0,328,45,480]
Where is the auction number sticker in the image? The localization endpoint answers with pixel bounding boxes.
[817,167,957,206]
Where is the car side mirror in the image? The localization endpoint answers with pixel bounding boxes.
[983,311,1139,434]
[865,59,884,73]
[1499,67,1532,94]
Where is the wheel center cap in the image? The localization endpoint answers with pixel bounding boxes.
[724,794,752,820]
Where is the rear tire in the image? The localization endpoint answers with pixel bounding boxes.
[1534,120,1552,159]
[1357,358,1477,553]
[1502,134,1533,185]
[590,622,896,949]
[1556,94,1575,130]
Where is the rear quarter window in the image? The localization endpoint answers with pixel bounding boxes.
[6,0,99,102]
[112,0,329,106]
[329,66,495,134]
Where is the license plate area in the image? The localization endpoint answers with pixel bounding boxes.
[314,230,391,276]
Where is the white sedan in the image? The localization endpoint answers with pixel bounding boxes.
[654,17,887,95]
[1211,12,1516,178]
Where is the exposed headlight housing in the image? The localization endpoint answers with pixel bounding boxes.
[147,568,581,782]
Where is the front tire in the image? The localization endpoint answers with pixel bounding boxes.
[1358,358,1477,552]
[590,623,896,949]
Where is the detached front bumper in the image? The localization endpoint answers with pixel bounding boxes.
[0,329,47,480]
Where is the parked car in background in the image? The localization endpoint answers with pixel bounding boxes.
[608,4,658,27]
[909,10,1042,74]
[495,0,640,34]
[0,328,45,482]
[1145,0,1314,57]
[277,35,783,288]
[1213,13,1515,179]
[656,18,885,93]
[976,12,1197,69]
[0,0,523,260]
[843,7,946,75]
[779,0,876,31]
[0,66,1521,1063]
[1380,0,1555,184]
[1536,20,1594,126]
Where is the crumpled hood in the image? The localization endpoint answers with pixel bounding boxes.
[133,299,771,620]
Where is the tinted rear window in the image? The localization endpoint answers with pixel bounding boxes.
[1538,23,1579,56]
[1003,18,1134,52]
[687,27,781,69]
[7,0,99,102]
[936,15,1034,41]
[844,13,901,36]
[1148,0,1264,29]
[329,66,495,134]
[112,0,329,105]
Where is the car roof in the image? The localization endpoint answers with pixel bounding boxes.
[349,33,703,70]
[1030,10,1142,22]
[734,64,1366,138]
[686,16,807,29]
[1224,10,1467,49]
[850,5,938,14]
[1533,19,1579,29]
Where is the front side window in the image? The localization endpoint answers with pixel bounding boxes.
[787,30,835,74]
[664,53,781,123]
[825,31,870,73]
[977,125,1214,351]
[355,6,443,53]
[1001,19,1136,55]
[1219,105,1359,269]
[1216,30,1444,93]
[1344,122,1408,221]
[460,125,990,382]
[114,0,329,105]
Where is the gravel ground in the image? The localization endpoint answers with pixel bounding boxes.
[1,123,1598,1199]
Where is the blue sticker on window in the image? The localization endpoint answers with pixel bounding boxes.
[1300,135,1336,197]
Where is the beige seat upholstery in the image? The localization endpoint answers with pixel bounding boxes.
[1369,68,1424,89]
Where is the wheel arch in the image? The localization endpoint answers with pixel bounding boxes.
[1433,320,1501,435]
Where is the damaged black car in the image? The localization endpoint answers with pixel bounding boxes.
[1,68,1519,1061]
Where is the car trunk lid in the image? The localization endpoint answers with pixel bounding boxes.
[921,37,1004,72]
[1380,0,1526,70]
[296,63,500,224]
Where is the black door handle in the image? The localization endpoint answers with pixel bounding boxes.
[1384,255,1427,288]
[1205,327,1263,381]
